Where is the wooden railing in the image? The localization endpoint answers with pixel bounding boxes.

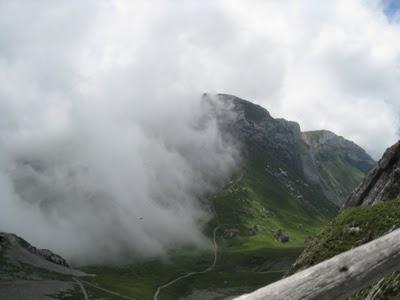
[235,228,400,300]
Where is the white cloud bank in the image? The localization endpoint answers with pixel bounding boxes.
[0,0,399,263]
[219,0,400,158]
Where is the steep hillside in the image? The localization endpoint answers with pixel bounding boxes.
[208,94,340,248]
[301,130,375,205]
[290,140,400,299]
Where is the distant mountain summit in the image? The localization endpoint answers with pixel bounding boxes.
[301,130,375,205]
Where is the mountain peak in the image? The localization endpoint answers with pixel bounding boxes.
[203,93,274,123]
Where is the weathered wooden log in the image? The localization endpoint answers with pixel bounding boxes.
[235,228,400,300]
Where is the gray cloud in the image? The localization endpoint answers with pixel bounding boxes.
[0,86,238,264]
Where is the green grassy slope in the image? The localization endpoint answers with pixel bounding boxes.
[210,141,337,251]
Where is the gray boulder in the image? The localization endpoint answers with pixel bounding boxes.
[274,229,289,243]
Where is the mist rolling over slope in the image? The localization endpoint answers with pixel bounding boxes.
[0,2,246,265]
[0,2,242,263]
[0,91,241,264]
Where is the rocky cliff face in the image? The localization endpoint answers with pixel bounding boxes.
[345,141,400,208]
[214,93,304,175]
[207,93,374,206]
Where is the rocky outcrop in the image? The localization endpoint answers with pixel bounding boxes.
[27,247,69,268]
[1,233,70,268]
[345,141,400,208]
[274,229,289,243]
[247,225,260,236]
[0,232,86,277]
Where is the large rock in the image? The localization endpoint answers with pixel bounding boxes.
[345,141,400,208]
[274,229,289,243]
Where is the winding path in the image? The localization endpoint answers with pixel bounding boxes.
[73,278,90,300]
[153,226,220,300]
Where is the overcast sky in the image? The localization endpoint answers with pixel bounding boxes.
[1,0,399,158]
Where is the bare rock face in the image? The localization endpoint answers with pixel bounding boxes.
[212,93,304,175]
[345,141,400,208]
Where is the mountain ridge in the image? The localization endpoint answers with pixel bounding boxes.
[211,93,375,206]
